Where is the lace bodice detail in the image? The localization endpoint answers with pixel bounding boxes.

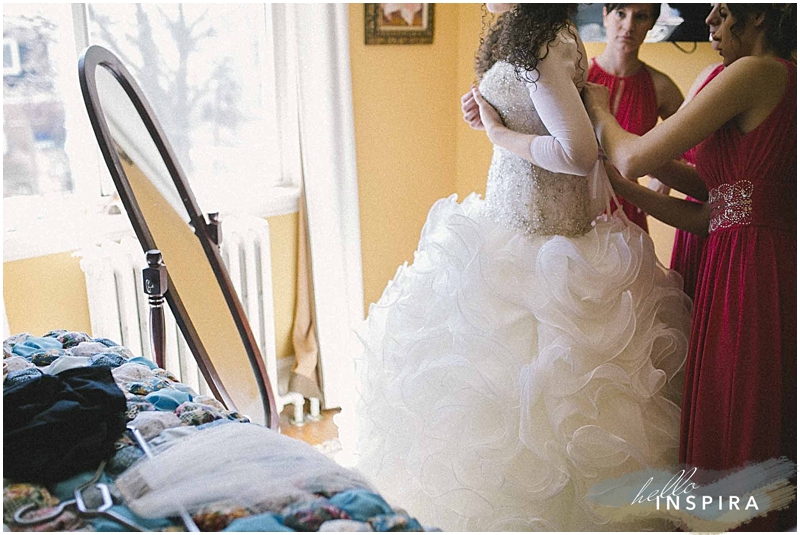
[479,52,594,237]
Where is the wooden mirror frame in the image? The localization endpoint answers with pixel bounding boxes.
[78,44,278,429]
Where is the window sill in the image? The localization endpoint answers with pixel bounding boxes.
[4,211,135,262]
[220,185,301,219]
[3,186,300,263]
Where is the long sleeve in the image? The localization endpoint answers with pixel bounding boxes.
[526,32,598,176]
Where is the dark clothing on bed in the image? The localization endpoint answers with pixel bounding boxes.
[4,365,127,483]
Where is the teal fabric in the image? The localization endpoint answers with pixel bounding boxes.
[127,378,172,396]
[223,512,294,532]
[44,331,93,348]
[144,388,192,411]
[369,514,423,532]
[127,356,158,369]
[90,505,172,531]
[329,489,393,521]
[29,349,66,366]
[89,353,128,368]
[52,471,170,531]
[3,368,43,388]
[51,470,113,501]
[11,336,62,358]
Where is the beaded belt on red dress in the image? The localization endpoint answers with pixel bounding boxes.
[708,180,753,233]
[707,179,796,234]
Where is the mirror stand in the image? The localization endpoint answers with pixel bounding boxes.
[142,250,168,369]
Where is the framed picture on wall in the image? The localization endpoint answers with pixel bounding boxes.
[365,3,434,45]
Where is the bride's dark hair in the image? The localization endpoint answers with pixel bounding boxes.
[475,4,579,83]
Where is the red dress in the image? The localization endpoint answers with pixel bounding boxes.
[670,64,725,298]
[588,59,659,232]
[682,59,796,531]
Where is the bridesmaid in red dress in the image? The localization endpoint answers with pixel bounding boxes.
[666,4,723,298]
[587,3,683,232]
[585,3,796,530]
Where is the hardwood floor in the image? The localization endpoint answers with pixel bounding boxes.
[278,401,340,446]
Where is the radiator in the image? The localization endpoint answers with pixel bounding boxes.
[76,218,309,423]
[77,236,209,396]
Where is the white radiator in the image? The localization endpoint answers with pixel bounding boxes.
[76,217,309,423]
[76,236,209,396]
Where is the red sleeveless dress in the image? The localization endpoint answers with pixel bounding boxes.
[682,59,796,531]
[670,64,725,298]
[587,59,659,232]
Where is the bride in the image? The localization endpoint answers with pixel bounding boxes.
[337,4,691,531]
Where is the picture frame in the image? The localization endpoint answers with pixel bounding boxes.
[364,3,434,45]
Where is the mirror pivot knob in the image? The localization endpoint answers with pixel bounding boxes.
[143,250,168,297]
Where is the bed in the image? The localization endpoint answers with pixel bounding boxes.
[3,330,432,532]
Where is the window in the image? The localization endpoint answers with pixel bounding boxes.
[3,5,84,201]
[3,4,299,261]
[3,38,21,76]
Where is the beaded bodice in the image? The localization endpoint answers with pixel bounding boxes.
[479,61,593,237]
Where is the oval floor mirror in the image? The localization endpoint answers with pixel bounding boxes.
[79,44,278,429]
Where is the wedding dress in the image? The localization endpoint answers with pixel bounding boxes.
[337,28,691,532]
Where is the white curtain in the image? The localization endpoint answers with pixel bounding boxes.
[287,4,363,409]
[2,297,11,339]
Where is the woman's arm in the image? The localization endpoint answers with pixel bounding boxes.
[585,56,788,179]
[471,34,598,176]
[471,97,537,160]
[630,5,725,195]
[645,63,723,197]
[605,162,711,236]
[648,159,709,200]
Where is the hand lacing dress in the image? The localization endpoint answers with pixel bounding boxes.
[587,58,660,233]
[337,29,691,532]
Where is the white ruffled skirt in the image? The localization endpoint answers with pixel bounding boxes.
[337,193,691,531]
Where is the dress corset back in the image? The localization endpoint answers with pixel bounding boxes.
[478,61,593,237]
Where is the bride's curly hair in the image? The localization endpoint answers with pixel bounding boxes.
[475,4,579,84]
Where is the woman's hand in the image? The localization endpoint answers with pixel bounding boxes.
[471,86,504,141]
[461,90,484,130]
[582,82,611,122]
[603,160,626,192]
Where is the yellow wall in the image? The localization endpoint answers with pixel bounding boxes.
[349,3,459,310]
[4,252,92,336]
[455,5,495,200]
[3,211,298,360]
[267,213,298,360]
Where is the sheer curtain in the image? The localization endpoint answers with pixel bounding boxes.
[280,4,363,409]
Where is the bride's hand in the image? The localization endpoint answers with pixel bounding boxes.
[582,82,611,122]
[461,90,485,131]
[471,86,503,138]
